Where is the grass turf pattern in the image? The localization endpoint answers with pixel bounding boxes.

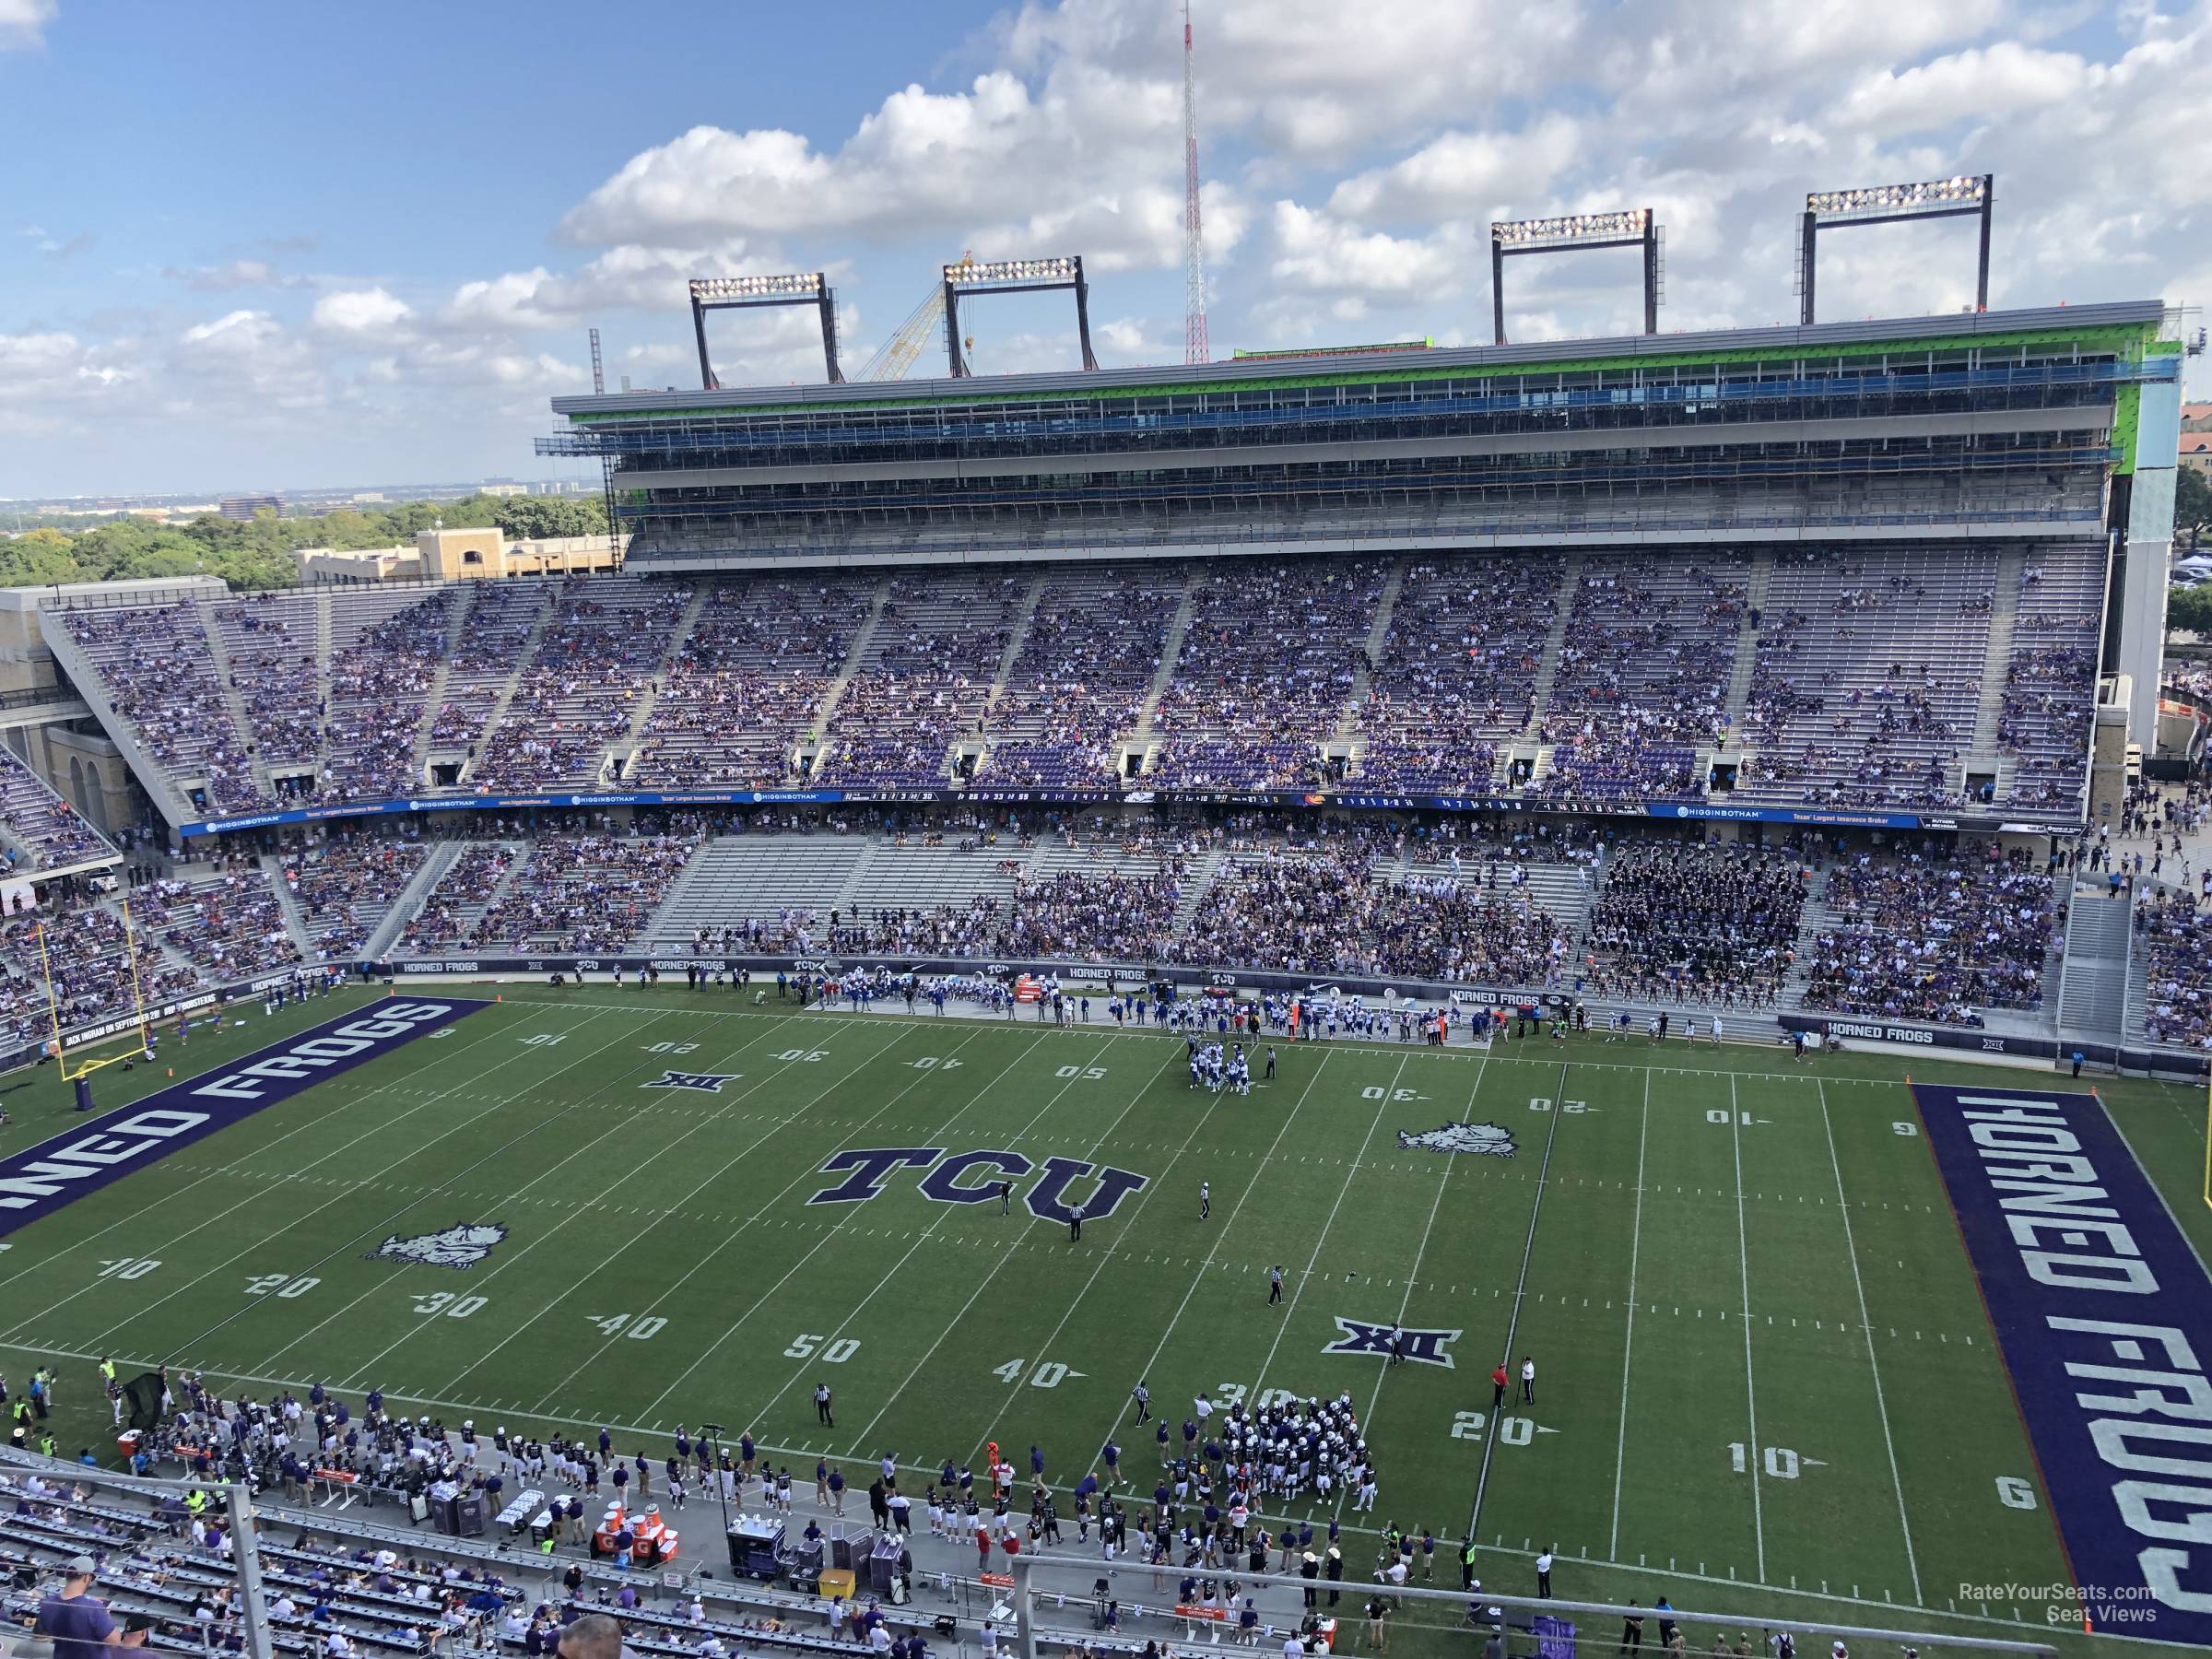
[2,984,2208,1654]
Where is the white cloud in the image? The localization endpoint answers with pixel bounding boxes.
[162,259,284,292]
[0,0,55,50]
[1267,203,1461,298]
[311,288,414,335]
[1327,118,1583,223]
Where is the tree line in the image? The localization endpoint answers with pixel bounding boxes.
[0,492,607,593]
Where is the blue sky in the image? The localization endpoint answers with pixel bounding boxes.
[4,0,2207,497]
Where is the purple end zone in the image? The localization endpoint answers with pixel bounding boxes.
[1912,1083,2212,1642]
[0,998,488,1239]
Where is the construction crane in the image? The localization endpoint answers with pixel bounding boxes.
[858,251,975,380]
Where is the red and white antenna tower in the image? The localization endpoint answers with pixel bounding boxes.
[1182,0,1209,365]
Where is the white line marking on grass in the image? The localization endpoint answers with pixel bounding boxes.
[1073,1049,1337,1477]
[1730,1074,1766,1583]
[1815,1079,1921,1604]
[604,1028,1062,1425]
[1463,1058,1568,1552]
[0,997,545,1310]
[296,1018,894,1389]
[1242,1054,1412,1404]
[60,1008,692,1358]
[1608,1065,1649,1560]
[1357,1047,1488,1442]
[852,1039,1188,1460]
[949,1047,1235,1468]
[0,1330,2029,1634]
[410,1018,925,1401]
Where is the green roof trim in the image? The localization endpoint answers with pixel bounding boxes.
[567,321,2160,427]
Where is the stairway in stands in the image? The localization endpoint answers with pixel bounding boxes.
[2055,888,2132,1049]
[1128,571,1200,757]
[407,586,478,779]
[1333,557,1407,744]
[609,582,711,780]
[808,576,894,757]
[1720,552,1776,736]
[362,841,465,959]
[1966,547,2028,780]
[1520,551,1586,739]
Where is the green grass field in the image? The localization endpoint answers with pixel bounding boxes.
[4,985,2209,1654]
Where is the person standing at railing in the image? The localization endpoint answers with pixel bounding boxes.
[35,1554,120,1654]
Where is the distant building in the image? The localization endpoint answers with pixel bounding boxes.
[218,493,282,521]
[2182,432,2212,477]
[479,481,529,498]
[294,528,626,583]
[2180,402,2212,431]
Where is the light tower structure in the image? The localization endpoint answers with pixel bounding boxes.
[1182,0,1208,365]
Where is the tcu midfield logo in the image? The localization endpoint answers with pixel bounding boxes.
[808,1147,1148,1223]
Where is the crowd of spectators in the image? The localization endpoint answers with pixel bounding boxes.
[1580,841,1807,1006]
[982,569,1181,787]
[1801,846,2054,1023]
[57,603,265,813]
[819,571,1029,785]
[284,836,429,960]
[2137,888,2212,1048]
[634,578,866,788]
[0,745,116,871]
[137,868,305,983]
[473,581,695,789]
[322,592,455,804]
[470,828,704,954]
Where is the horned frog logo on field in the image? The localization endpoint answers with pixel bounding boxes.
[366,1221,508,1270]
[1396,1121,1517,1159]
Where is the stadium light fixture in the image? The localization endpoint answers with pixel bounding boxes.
[1488,208,1662,345]
[1798,173,1994,325]
[942,253,1100,377]
[687,271,842,389]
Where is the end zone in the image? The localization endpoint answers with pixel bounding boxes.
[1913,1083,2212,1643]
[0,999,488,1237]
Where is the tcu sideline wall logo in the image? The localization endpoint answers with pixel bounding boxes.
[807,1147,1148,1222]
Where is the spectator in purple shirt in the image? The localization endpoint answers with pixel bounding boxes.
[36,1556,118,1655]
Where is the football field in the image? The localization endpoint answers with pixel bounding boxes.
[3,984,2209,1654]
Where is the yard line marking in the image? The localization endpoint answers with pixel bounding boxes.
[1608,1065,1650,1560]
[951,1048,1237,1468]
[853,1040,1189,1461]
[1076,1049,1337,1477]
[1243,1054,1413,1403]
[293,1016,893,1387]
[616,1028,1066,1426]
[1358,1045,1488,1443]
[0,1334,2031,1634]
[1814,1079,1920,1601]
[417,1018,925,1402]
[0,993,529,1306]
[49,1006,696,1356]
[1730,1074,1766,1583]
[1463,1058,1568,1552]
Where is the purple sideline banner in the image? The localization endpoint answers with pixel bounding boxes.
[1913,1084,2212,1642]
[0,999,488,1239]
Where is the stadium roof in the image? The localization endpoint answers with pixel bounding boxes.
[553,299,2171,419]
